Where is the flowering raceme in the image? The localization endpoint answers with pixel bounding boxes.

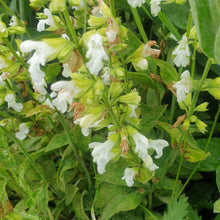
[86,33,108,75]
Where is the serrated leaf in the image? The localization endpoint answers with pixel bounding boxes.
[100,191,144,220]
[163,196,188,220]
[45,133,69,152]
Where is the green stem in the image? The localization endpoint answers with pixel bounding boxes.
[130,7,148,43]
[191,38,197,79]
[170,155,183,204]
[0,126,46,180]
[140,204,158,219]
[83,0,88,34]
[188,58,212,117]
[177,104,220,198]
[63,9,79,47]
[2,37,28,69]
[110,0,115,17]
[141,5,152,19]
[19,0,25,22]
[57,111,92,189]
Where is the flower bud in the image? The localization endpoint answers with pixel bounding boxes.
[195,119,207,134]
[181,118,190,131]
[183,145,210,162]
[109,82,123,100]
[118,91,141,105]
[30,0,49,8]
[0,21,8,38]
[43,38,75,62]
[49,0,66,12]
[80,106,105,128]
[194,102,209,112]
[190,115,197,123]
[8,26,26,35]
[132,58,148,71]
[94,80,105,96]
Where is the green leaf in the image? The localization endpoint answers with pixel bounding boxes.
[154,59,178,85]
[45,133,69,152]
[65,184,79,206]
[45,63,61,84]
[5,211,40,220]
[163,196,188,220]
[214,199,220,213]
[72,190,90,220]
[100,191,144,220]
[189,0,220,63]
[140,104,167,134]
[25,105,55,117]
[95,183,130,209]
[96,159,142,187]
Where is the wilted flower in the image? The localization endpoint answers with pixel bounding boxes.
[127,0,145,8]
[5,94,23,112]
[50,80,81,113]
[173,70,191,103]
[89,139,116,174]
[15,123,29,140]
[37,8,56,32]
[9,16,18,27]
[172,35,190,67]
[150,0,161,17]
[86,33,108,75]
[122,167,138,187]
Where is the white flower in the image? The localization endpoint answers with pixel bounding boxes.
[15,123,29,140]
[86,33,108,75]
[149,139,169,159]
[37,8,56,32]
[89,140,116,174]
[33,79,47,95]
[122,167,138,187]
[142,154,159,171]
[150,0,161,17]
[9,16,17,26]
[20,40,55,82]
[127,0,145,8]
[62,63,71,78]
[50,80,81,113]
[172,35,190,67]
[132,131,150,160]
[5,94,23,112]
[173,70,191,103]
